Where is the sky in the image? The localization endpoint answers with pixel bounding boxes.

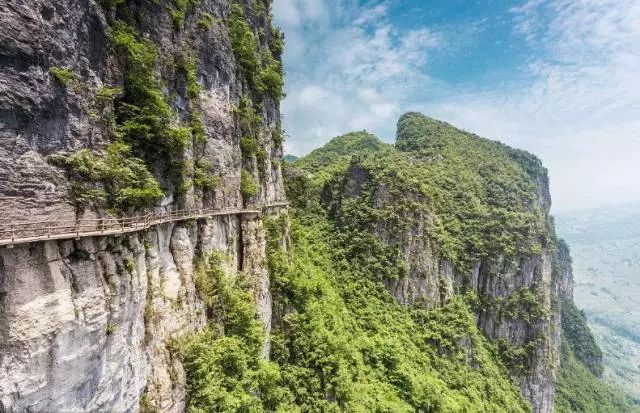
[272,0,640,212]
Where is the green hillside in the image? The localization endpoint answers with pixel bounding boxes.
[178,112,634,412]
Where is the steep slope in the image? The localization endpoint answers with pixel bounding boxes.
[0,0,285,411]
[281,113,633,412]
[556,205,640,403]
[0,0,631,411]
[293,114,558,412]
[553,240,636,412]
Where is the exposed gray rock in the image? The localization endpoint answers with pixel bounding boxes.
[0,0,285,411]
[0,215,274,412]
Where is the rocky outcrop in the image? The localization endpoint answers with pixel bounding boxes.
[0,213,280,412]
[555,238,574,300]
[0,0,284,411]
[0,0,285,221]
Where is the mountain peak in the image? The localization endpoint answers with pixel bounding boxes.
[396,112,466,152]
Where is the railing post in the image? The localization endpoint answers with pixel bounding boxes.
[10,224,15,243]
[46,223,50,238]
[75,219,80,239]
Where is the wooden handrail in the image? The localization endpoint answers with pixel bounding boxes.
[0,202,288,247]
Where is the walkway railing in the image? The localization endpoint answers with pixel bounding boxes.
[0,202,288,247]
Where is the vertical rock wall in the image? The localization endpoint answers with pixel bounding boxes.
[0,214,277,412]
[0,0,284,411]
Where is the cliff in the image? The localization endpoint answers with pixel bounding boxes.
[0,1,630,412]
[0,0,285,411]
[286,114,632,412]
[553,240,633,412]
[292,115,558,412]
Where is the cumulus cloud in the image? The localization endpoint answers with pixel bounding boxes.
[274,0,440,154]
[274,0,640,211]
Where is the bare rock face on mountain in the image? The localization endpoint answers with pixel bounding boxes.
[0,0,285,411]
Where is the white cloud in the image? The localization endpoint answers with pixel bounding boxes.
[420,0,640,211]
[274,0,439,154]
[275,0,640,211]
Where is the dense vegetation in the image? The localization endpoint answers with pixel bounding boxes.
[555,339,634,412]
[180,114,552,411]
[50,142,163,209]
[176,111,635,412]
[295,114,550,275]
[180,212,531,412]
[290,114,556,377]
[556,206,640,404]
[227,0,285,203]
[554,280,636,411]
[561,298,603,376]
[179,252,297,412]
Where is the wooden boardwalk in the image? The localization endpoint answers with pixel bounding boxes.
[0,202,288,248]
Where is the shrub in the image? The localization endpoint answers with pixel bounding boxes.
[240,136,258,158]
[190,111,207,144]
[269,27,285,57]
[198,13,213,30]
[96,86,122,105]
[49,67,75,86]
[256,147,268,176]
[176,52,201,100]
[194,160,219,190]
[171,9,185,30]
[54,141,164,210]
[257,56,284,101]
[171,0,201,31]
[106,322,119,335]
[234,95,262,138]
[240,169,258,199]
[271,127,284,147]
[227,3,260,83]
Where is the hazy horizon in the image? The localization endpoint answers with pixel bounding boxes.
[274,0,640,212]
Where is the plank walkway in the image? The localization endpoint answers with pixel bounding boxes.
[0,202,288,248]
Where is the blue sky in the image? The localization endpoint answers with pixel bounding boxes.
[272,0,640,212]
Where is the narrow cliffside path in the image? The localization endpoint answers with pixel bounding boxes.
[0,202,289,247]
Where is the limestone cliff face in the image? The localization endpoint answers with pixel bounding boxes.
[317,126,561,413]
[0,0,284,411]
[555,238,574,301]
[324,161,570,412]
[0,0,284,221]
